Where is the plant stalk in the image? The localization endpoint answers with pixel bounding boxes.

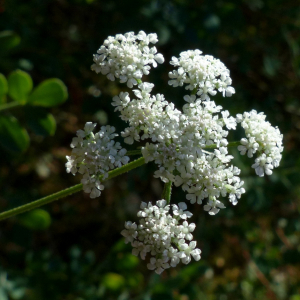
[203,141,241,149]
[0,156,145,221]
[162,181,172,205]
[126,149,142,156]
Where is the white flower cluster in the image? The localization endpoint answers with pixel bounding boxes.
[64,31,284,274]
[168,50,235,100]
[121,200,201,274]
[112,82,179,145]
[112,82,245,214]
[88,31,282,216]
[91,31,164,88]
[237,110,283,177]
[66,123,129,198]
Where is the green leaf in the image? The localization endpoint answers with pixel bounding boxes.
[0,115,30,152]
[24,107,56,136]
[102,273,125,291]
[18,209,51,230]
[28,78,68,107]
[7,70,33,104]
[0,74,8,104]
[0,31,20,55]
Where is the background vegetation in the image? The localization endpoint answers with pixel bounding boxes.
[0,0,299,299]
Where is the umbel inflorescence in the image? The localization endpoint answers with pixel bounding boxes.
[121,200,201,274]
[66,31,283,274]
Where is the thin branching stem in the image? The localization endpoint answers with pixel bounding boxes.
[0,156,146,221]
[162,181,172,205]
[126,149,142,156]
[203,141,241,149]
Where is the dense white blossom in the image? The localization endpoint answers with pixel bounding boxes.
[168,50,235,100]
[112,81,244,213]
[91,31,164,88]
[236,110,283,177]
[66,123,129,198]
[121,200,201,274]
[88,31,283,215]
[88,31,283,213]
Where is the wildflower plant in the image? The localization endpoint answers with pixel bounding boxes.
[0,31,283,274]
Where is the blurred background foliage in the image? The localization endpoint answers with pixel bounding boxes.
[0,66,68,153]
[0,0,299,299]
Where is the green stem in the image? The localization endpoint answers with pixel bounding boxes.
[126,149,142,156]
[0,101,20,112]
[203,140,241,149]
[0,184,83,221]
[0,156,146,222]
[162,181,172,205]
[105,156,145,179]
[191,88,198,95]
[228,141,242,147]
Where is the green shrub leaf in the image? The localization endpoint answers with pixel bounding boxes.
[19,209,51,230]
[28,78,68,107]
[24,107,56,136]
[8,70,33,104]
[0,115,30,152]
[30,113,56,136]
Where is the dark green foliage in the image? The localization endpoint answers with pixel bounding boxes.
[0,68,67,152]
[0,115,30,152]
[0,0,299,299]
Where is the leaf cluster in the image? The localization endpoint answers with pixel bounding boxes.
[0,35,68,153]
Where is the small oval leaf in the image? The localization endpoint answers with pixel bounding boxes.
[0,115,30,152]
[24,107,56,136]
[28,78,68,107]
[19,209,51,230]
[0,31,21,54]
[8,70,33,103]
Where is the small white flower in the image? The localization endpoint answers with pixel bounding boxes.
[168,247,181,267]
[172,202,192,219]
[178,221,196,240]
[112,92,130,111]
[147,256,170,274]
[121,221,138,243]
[203,198,226,215]
[178,240,201,264]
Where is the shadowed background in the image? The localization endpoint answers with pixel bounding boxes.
[0,0,299,299]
